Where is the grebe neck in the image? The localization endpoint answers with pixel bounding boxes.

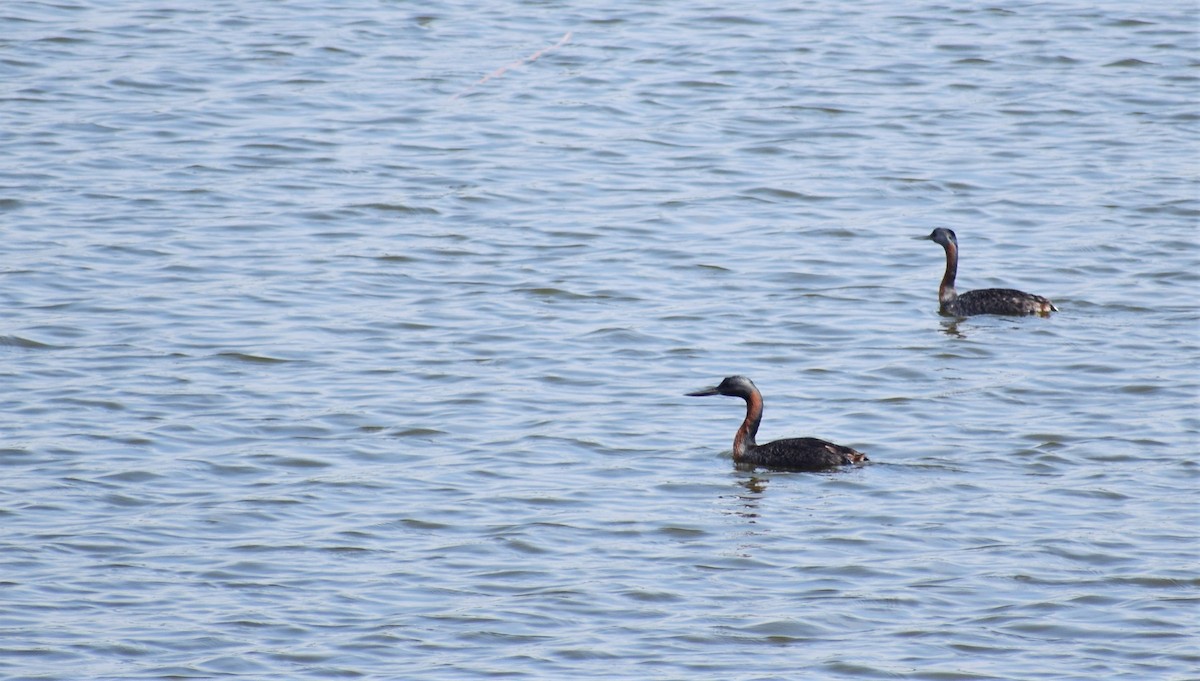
[939,239,959,306]
[733,390,763,460]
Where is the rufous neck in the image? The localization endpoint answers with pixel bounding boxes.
[939,241,959,303]
[733,390,762,460]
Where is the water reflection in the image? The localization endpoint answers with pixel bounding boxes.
[737,475,768,496]
[940,319,967,338]
[725,474,768,521]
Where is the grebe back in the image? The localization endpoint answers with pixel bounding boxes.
[687,375,867,471]
[921,228,1057,317]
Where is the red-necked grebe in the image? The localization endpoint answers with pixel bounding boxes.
[687,376,867,471]
[922,228,1057,317]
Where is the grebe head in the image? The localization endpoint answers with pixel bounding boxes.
[921,227,958,248]
[686,375,757,399]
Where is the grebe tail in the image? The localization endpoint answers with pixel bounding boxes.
[687,375,867,471]
[921,228,1057,317]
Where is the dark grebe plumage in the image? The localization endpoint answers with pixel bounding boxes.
[921,228,1057,317]
[687,376,867,471]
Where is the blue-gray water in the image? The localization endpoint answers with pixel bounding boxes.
[2,1,1198,679]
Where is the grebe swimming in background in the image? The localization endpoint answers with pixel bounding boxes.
[687,376,867,471]
[921,228,1057,317]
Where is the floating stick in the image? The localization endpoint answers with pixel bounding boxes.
[453,31,572,100]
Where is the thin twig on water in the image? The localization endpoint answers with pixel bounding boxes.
[452,31,572,100]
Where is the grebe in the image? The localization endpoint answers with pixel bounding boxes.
[921,228,1057,317]
[687,376,867,471]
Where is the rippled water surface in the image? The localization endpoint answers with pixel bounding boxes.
[2,1,1198,679]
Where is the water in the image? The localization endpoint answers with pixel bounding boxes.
[2,1,1198,679]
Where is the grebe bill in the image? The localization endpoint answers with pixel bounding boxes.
[920,228,1057,317]
[687,375,867,471]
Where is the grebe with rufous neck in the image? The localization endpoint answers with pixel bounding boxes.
[921,228,1057,317]
[687,376,867,471]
